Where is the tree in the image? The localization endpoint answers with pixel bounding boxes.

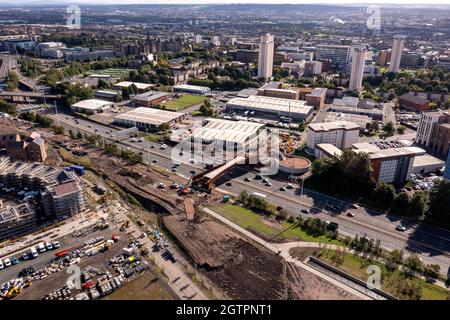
[237,190,249,204]
[386,249,403,271]
[383,121,395,136]
[407,191,427,219]
[76,131,83,139]
[0,99,17,115]
[368,121,379,134]
[6,71,19,90]
[405,254,424,274]
[423,264,440,279]
[428,180,450,228]
[390,192,410,216]
[159,123,170,132]
[372,182,396,210]
[396,125,406,134]
[52,125,65,135]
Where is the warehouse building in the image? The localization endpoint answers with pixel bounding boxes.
[71,99,114,115]
[94,89,122,102]
[113,107,184,131]
[226,95,314,122]
[190,118,265,154]
[131,91,170,108]
[173,84,211,95]
[328,105,384,122]
[113,81,155,93]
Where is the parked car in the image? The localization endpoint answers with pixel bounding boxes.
[45,241,53,250]
[3,258,11,267]
[301,209,309,214]
[158,183,166,189]
[51,241,60,249]
[351,203,359,209]
[396,225,407,232]
[11,257,19,265]
[346,212,355,217]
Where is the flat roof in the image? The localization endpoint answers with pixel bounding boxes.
[316,143,343,157]
[114,81,155,90]
[353,146,425,159]
[308,121,360,132]
[173,84,210,91]
[132,91,169,102]
[308,87,327,97]
[329,105,384,116]
[412,154,445,168]
[114,107,183,126]
[227,95,313,115]
[71,99,113,110]
[324,112,371,128]
[190,118,264,145]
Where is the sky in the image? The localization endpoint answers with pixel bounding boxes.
[1,0,449,5]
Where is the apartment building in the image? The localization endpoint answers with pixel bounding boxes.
[306,121,360,151]
[428,123,450,158]
[416,110,450,146]
[316,44,351,69]
[258,34,275,80]
[6,132,47,162]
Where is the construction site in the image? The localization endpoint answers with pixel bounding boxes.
[0,117,358,300]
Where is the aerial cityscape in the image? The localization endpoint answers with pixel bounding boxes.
[0,0,449,306]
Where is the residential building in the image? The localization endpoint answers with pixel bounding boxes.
[416,110,450,146]
[398,94,430,112]
[304,61,322,75]
[306,121,360,151]
[6,132,47,162]
[428,123,450,158]
[348,47,367,91]
[314,143,343,159]
[444,151,450,179]
[377,50,389,66]
[305,87,327,109]
[0,203,37,242]
[388,36,405,73]
[0,133,20,148]
[257,34,274,80]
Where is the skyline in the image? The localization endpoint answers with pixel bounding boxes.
[1,1,450,6]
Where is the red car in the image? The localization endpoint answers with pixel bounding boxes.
[346,212,355,217]
[82,281,95,290]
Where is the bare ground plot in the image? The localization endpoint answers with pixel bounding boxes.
[162,213,358,300]
[104,272,176,300]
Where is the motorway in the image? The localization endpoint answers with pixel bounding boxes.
[49,112,450,276]
[0,55,17,79]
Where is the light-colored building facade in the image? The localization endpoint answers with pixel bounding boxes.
[306,121,360,151]
[416,111,450,146]
[388,36,405,73]
[348,47,366,91]
[257,34,274,80]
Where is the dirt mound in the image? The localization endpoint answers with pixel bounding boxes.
[163,215,241,268]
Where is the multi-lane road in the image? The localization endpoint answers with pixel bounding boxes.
[49,111,450,276]
[0,55,17,79]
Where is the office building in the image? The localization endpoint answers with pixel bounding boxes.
[306,121,360,151]
[131,91,169,108]
[316,44,350,69]
[388,36,405,73]
[304,61,322,75]
[314,143,343,159]
[257,34,274,80]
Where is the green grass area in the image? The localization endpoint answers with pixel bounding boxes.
[86,68,135,78]
[58,148,91,168]
[145,132,169,143]
[162,94,207,111]
[210,204,342,245]
[318,249,449,300]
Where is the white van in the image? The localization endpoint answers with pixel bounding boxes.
[37,243,46,253]
[30,247,39,258]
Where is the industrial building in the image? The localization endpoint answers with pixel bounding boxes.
[113,81,155,93]
[306,121,360,151]
[328,105,384,122]
[70,99,114,114]
[190,118,265,155]
[94,89,122,102]
[173,84,211,95]
[113,107,184,131]
[226,95,314,122]
[257,82,299,100]
[131,91,169,107]
[0,158,86,239]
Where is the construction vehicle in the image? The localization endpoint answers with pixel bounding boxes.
[6,286,21,299]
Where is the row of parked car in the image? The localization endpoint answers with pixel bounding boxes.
[0,241,60,270]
